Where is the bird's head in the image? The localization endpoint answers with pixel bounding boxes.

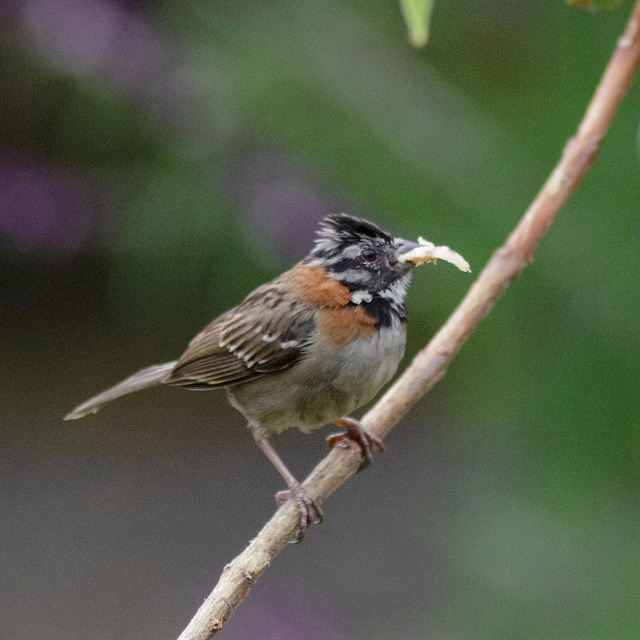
[305,214,422,307]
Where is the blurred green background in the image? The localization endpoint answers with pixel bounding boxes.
[2,1,639,638]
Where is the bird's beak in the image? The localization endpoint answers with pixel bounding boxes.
[393,237,423,274]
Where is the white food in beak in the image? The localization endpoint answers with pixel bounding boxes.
[397,237,471,273]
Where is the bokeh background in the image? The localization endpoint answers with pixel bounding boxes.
[2,1,640,638]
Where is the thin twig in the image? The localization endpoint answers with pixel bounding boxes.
[177,4,640,638]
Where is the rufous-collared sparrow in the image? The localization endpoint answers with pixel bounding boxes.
[66,214,425,540]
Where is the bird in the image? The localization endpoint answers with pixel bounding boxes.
[66,214,425,541]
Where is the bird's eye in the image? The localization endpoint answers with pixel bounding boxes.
[361,248,377,262]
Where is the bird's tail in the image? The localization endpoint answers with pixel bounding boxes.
[64,361,178,420]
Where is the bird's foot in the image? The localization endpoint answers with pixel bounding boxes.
[327,416,385,471]
[275,481,323,543]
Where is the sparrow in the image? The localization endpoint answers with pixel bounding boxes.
[66,214,425,541]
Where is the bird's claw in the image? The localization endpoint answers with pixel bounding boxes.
[275,482,323,543]
[327,416,385,471]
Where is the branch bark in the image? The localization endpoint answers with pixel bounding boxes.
[177,4,640,638]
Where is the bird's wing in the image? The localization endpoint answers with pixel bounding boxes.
[168,281,316,389]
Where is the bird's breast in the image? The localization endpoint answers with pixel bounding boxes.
[310,321,407,403]
[227,320,406,437]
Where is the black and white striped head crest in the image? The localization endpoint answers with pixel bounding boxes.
[304,214,414,327]
[309,214,393,260]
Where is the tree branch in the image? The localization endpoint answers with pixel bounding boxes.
[177,4,640,638]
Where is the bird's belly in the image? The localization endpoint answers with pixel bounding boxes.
[226,326,406,436]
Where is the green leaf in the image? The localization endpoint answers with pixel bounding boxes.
[399,0,434,48]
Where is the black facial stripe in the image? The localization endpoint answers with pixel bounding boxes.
[323,256,360,274]
[349,296,407,328]
[343,280,370,292]
[326,268,373,291]
[309,241,381,263]
[305,244,350,263]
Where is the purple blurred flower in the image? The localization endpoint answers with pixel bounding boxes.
[221,147,341,260]
[18,0,209,138]
[0,150,94,252]
[20,0,157,84]
[226,592,350,640]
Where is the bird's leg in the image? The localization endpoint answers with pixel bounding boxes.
[255,436,323,542]
[327,416,385,471]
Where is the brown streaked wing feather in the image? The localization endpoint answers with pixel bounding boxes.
[168,308,252,387]
[168,274,317,388]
